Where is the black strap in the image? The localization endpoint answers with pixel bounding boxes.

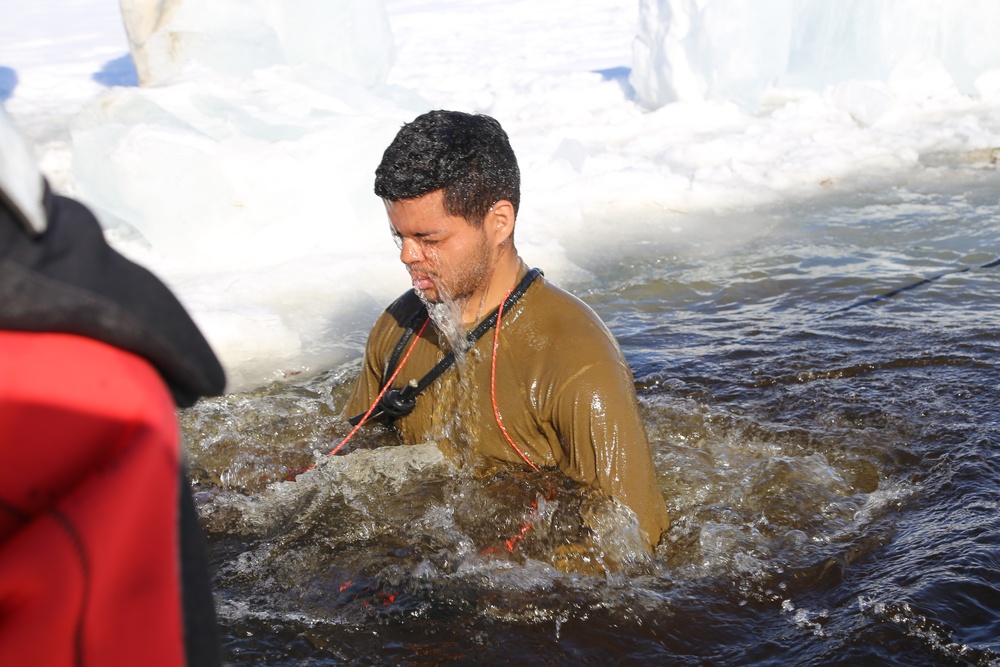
[349,268,542,426]
[827,255,1000,317]
[382,309,427,384]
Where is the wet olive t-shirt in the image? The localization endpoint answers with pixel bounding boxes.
[344,266,670,548]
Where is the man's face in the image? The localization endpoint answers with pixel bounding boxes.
[385,189,499,305]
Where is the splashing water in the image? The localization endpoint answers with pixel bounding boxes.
[183,170,1000,665]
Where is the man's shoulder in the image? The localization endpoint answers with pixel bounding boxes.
[520,275,618,348]
[379,289,425,328]
[363,290,424,356]
[530,275,605,321]
[513,274,635,396]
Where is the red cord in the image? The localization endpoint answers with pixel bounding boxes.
[488,284,556,553]
[285,317,429,480]
[329,317,429,455]
[491,287,539,472]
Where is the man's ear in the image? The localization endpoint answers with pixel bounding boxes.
[488,199,516,245]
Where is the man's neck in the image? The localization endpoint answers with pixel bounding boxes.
[462,250,522,325]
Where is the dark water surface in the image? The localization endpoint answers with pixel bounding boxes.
[182,169,1000,666]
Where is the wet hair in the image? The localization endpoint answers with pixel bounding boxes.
[374,110,520,226]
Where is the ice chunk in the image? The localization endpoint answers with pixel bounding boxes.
[120,0,394,86]
[631,0,793,110]
[0,108,46,235]
[71,66,425,270]
[632,0,1000,111]
[630,0,708,109]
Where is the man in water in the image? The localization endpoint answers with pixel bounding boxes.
[344,110,669,551]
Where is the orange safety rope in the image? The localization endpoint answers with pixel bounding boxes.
[330,317,429,455]
[487,285,557,553]
[490,286,539,472]
[285,317,429,480]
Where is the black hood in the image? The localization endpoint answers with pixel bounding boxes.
[0,183,226,407]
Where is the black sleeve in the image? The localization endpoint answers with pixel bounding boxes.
[178,466,223,667]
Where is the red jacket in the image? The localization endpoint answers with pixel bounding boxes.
[1,111,225,666]
[0,331,187,666]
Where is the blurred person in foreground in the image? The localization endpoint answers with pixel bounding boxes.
[343,110,669,556]
[0,108,225,667]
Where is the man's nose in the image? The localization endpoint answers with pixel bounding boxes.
[399,238,422,265]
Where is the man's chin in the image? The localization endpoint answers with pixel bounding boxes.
[414,287,443,304]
